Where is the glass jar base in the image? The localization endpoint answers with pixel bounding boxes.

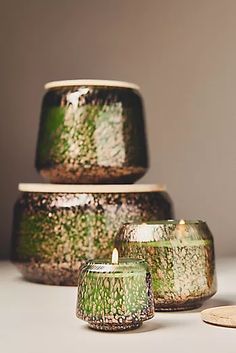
[40,165,146,184]
[88,322,142,332]
[154,293,216,312]
[154,297,215,312]
[14,261,82,286]
[155,303,202,312]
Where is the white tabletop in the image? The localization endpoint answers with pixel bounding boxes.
[1,259,235,353]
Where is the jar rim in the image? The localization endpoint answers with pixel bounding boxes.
[123,220,205,226]
[44,79,140,91]
[82,258,147,274]
[18,183,166,194]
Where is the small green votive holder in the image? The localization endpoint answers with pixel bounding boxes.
[76,258,154,331]
[115,220,217,311]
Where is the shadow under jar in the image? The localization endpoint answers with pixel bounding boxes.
[35,79,149,184]
[115,221,217,311]
[11,184,173,285]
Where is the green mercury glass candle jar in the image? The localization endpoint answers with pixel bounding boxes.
[35,79,149,184]
[76,256,154,331]
[11,184,173,285]
[115,220,217,311]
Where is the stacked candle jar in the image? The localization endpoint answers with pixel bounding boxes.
[11,79,174,287]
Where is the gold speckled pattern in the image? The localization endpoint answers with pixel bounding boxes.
[35,85,149,184]
[76,260,154,331]
[115,222,217,311]
[11,191,173,285]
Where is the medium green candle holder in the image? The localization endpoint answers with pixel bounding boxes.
[76,258,154,331]
[115,220,217,311]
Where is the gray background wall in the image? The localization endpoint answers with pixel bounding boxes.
[0,0,235,259]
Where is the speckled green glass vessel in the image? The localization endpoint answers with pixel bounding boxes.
[11,184,173,285]
[115,221,217,311]
[76,258,154,331]
[35,79,149,184]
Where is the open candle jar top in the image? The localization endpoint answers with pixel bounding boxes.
[76,249,154,331]
[115,220,217,311]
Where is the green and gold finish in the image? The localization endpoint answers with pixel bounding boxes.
[11,184,173,285]
[115,220,217,311]
[76,258,154,331]
[35,80,149,184]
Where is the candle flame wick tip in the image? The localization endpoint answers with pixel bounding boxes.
[112,248,119,264]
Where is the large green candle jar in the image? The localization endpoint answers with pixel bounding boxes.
[115,220,217,311]
[11,183,173,285]
[76,252,154,331]
[35,79,149,184]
